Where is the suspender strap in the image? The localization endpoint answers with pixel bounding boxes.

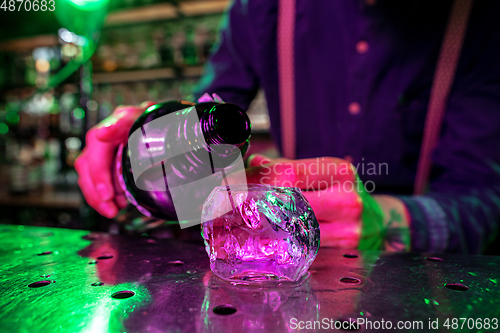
[277,0,473,192]
[414,0,473,195]
[277,0,297,159]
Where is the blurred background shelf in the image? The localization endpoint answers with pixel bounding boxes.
[93,67,176,83]
[0,0,231,43]
[0,190,82,209]
[0,35,60,53]
[0,0,274,231]
[92,66,204,84]
[105,0,230,26]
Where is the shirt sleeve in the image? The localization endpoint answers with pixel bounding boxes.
[193,0,260,110]
[400,189,500,254]
[398,18,500,254]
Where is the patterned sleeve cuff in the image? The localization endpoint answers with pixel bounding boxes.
[398,196,450,253]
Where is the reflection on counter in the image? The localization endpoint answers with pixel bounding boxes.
[3,225,498,332]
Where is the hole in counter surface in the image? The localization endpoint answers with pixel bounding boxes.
[213,305,237,315]
[96,255,113,260]
[445,283,469,291]
[340,277,361,284]
[28,280,52,288]
[167,260,185,266]
[111,291,135,299]
[343,253,358,258]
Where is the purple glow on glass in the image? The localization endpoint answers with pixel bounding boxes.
[191,149,206,165]
[183,119,188,141]
[137,205,152,218]
[116,143,153,217]
[177,119,181,141]
[208,114,223,144]
[171,164,186,180]
[125,191,137,206]
[184,153,198,168]
[202,119,210,144]
[198,93,215,103]
[202,185,320,282]
[194,121,200,140]
[239,198,260,229]
[211,93,224,103]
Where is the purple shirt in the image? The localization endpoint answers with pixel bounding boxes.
[195,0,500,254]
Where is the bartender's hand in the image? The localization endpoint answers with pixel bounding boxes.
[245,154,411,251]
[75,101,156,218]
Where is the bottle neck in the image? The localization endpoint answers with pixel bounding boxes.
[199,103,251,151]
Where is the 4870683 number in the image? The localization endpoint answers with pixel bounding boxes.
[1,0,55,11]
[443,318,498,330]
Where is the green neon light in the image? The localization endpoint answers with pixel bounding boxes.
[6,111,20,124]
[0,225,151,332]
[63,0,110,11]
[0,122,8,135]
[73,108,85,119]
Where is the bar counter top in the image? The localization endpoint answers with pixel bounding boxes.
[0,225,498,332]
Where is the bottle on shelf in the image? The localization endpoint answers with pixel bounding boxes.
[42,138,61,192]
[182,26,198,66]
[194,26,210,64]
[170,31,186,67]
[7,139,28,195]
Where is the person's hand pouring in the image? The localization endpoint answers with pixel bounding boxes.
[75,101,156,218]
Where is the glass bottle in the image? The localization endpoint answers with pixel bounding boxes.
[117,96,252,225]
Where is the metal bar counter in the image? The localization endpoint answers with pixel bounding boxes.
[0,225,498,332]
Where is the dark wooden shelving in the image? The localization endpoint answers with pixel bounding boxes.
[105,0,229,26]
[92,66,204,84]
[0,190,82,209]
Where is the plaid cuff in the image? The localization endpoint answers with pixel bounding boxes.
[398,196,449,253]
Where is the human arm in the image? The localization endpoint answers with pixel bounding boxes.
[244,154,411,251]
[75,0,262,218]
[193,0,260,109]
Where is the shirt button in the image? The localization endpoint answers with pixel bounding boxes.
[356,40,369,54]
[348,102,361,115]
[343,155,354,163]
